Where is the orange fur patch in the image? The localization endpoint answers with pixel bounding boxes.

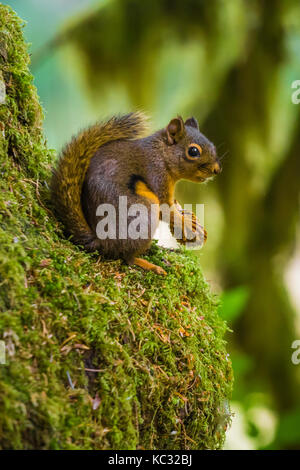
[135,181,159,204]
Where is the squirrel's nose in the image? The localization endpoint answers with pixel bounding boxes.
[212,161,222,174]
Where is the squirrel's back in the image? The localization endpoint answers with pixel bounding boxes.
[51,112,149,251]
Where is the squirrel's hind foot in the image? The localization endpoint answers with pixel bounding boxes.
[130,257,167,276]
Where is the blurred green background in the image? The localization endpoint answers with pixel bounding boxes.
[6,0,300,449]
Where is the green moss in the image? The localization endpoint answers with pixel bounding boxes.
[0,5,233,450]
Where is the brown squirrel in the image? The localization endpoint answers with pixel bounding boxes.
[51,112,221,275]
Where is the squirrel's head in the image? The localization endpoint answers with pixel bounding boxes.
[162,116,221,183]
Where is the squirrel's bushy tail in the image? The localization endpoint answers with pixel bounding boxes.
[51,112,149,251]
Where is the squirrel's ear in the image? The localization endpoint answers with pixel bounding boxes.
[165,116,185,145]
[185,116,199,130]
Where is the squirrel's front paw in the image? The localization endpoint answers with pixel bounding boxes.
[173,201,207,247]
[181,216,207,247]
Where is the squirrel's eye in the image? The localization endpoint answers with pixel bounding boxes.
[188,144,202,158]
[185,143,202,161]
[188,146,200,157]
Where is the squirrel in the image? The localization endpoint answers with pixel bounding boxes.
[51,112,221,275]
